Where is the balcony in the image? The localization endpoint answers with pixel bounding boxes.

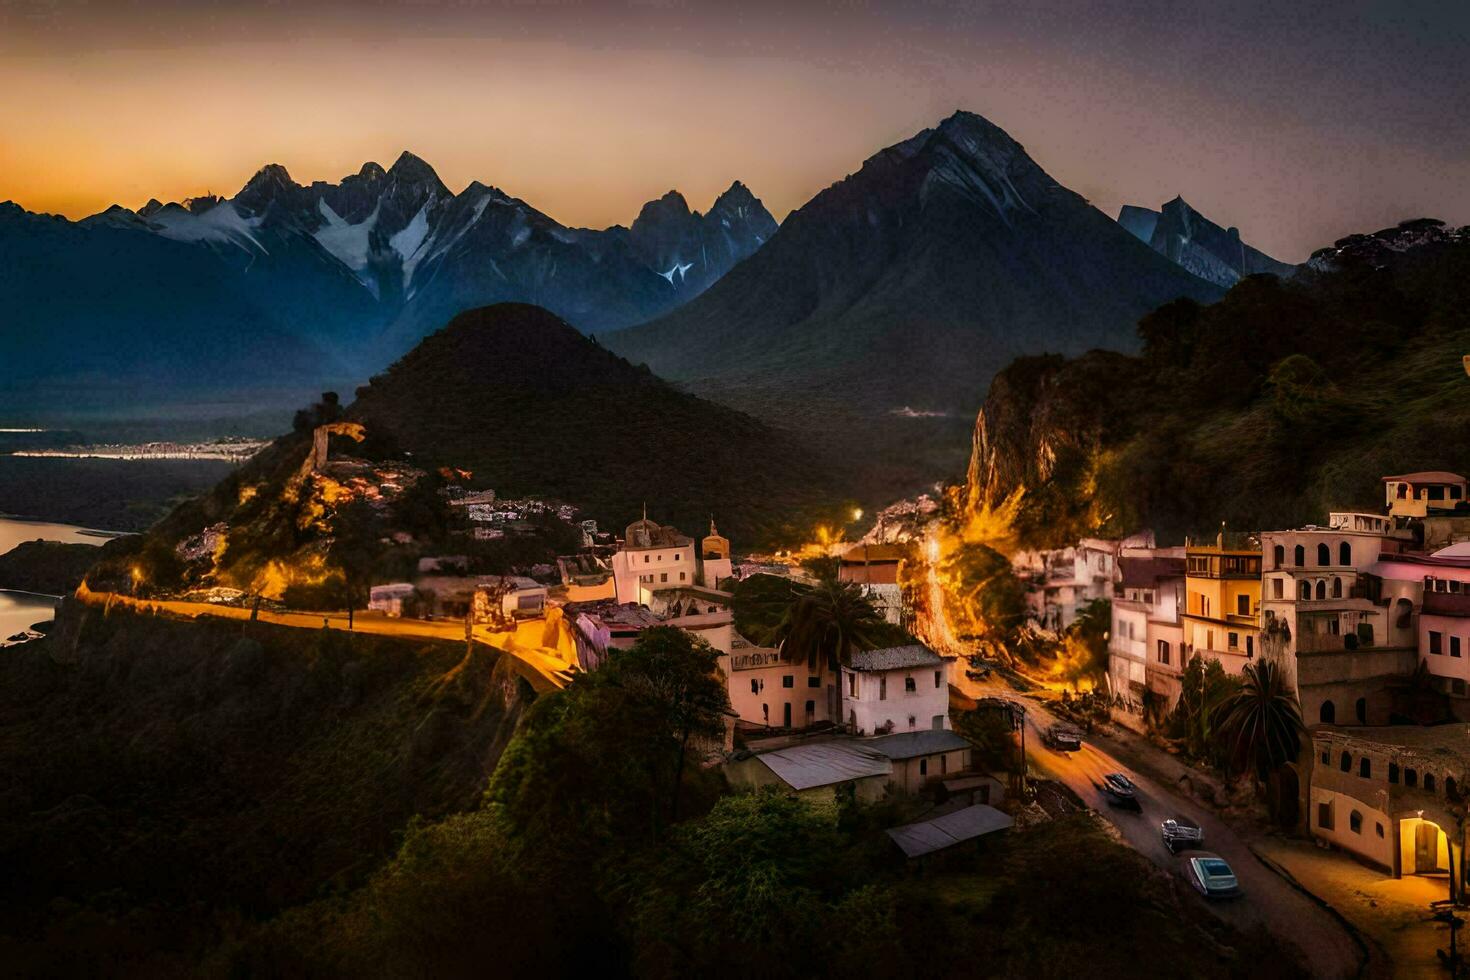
[1424,591,1470,618]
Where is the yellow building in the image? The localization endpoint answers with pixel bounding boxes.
[1181,532,1262,674]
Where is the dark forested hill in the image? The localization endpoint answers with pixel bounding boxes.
[350,303,841,543]
[964,219,1470,548]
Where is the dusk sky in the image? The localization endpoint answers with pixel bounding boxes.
[2,0,1467,260]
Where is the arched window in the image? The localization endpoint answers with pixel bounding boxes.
[1340,751,1351,772]
[1350,811,1363,833]
[1273,544,1285,568]
[1320,700,1336,724]
[1359,756,1371,778]
[1317,543,1331,566]
[1356,697,1367,724]
[1426,773,1437,793]
[1316,580,1327,600]
[1405,768,1418,788]
[1300,580,1313,601]
[1340,542,1352,565]
[1389,762,1399,783]
[1295,545,1306,567]
[1333,577,1344,598]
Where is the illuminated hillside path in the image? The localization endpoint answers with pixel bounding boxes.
[74,584,577,692]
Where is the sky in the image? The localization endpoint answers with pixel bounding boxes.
[1,0,1467,261]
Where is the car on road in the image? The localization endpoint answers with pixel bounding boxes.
[1100,772,1142,811]
[1161,816,1204,853]
[1184,852,1241,899]
[1042,722,1083,751]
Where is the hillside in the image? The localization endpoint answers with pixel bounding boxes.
[606,110,1221,486]
[350,303,841,543]
[0,604,532,972]
[963,219,1470,548]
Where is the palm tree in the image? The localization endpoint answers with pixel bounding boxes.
[1214,659,1304,792]
[774,577,889,674]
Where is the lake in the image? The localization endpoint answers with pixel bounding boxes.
[0,515,116,643]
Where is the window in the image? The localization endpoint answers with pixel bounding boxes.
[941,753,949,774]
[1350,811,1363,834]
[1376,822,1385,838]
[848,673,857,697]
[643,554,649,563]
[1318,802,1333,829]
[934,670,942,689]
[1432,631,1444,655]
[1273,578,1284,599]
[807,676,820,688]
[783,703,791,727]
[1455,636,1463,658]
[679,572,686,581]
[904,676,917,693]
[1317,543,1330,566]
[1237,594,1250,615]
[919,758,928,776]
[1332,577,1343,599]
[1340,542,1352,565]
[1228,632,1239,650]
[1315,580,1327,600]
[1405,768,1418,788]
[1246,635,1254,658]
[1389,763,1399,784]
[782,675,794,688]
[1321,748,1330,764]
[1158,640,1171,666]
[1359,756,1371,778]
[1320,700,1336,724]
[1273,544,1285,568]
[660,573,668,583]
[1449,778,1459,798]
[674,553,680,561]
[879,676,887,701]
[805,699,814,716]
[1295,545,1306,566]
[933,714,945,730]
[1299,580,1312,601]
[1430,485,1447,501]
[1426,773,1437,793]
[907,715,917,730]
[1356,698,1367,724]
[1340,751,1351,772]
[750,679,759,694]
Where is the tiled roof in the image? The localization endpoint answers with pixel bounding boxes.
[864,729,971,760]
[849,644,942,672]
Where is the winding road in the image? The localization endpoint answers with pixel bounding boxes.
[967,678,1368,979]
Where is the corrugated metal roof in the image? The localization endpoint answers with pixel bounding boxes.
[756,740,892,790]
[849,644,942,672]
[865,729,971,760]
[886,804,1013,858]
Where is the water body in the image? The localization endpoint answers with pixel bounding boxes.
[0,516,116,644]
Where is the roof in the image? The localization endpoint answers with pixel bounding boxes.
[1383,472,1466,484]
[755,740,892,790]
[848,644,943,672]
[885,804,1013,858]
[623,518,692,551]
[1119,556,1186,589]
[865,729,971,760]
[840,543,908,563]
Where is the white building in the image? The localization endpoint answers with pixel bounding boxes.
[1108,549,1186,718]
[368,582,416,617]
[1011,537,1121,632]
[841,644,950,736]
[610,512,696,606]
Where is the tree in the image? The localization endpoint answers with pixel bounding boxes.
[329,498,382,630]
[1170,653,1239,763]
[773,577,890,673]
[1213,659,1303,792]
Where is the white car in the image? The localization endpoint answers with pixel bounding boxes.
[1185,852,1241,899]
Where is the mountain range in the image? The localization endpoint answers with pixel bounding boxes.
[605,111,1225,481]
[1118,196,1293,287]
[0,154,775,411]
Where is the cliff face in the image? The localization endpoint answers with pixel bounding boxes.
[0,603,533,961]
[964,351,1141,518]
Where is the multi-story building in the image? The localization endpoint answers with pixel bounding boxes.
[1108,549,1186,718]
[841,644,951,736]
[1011,538,1120,632]
[1181,532,1262,674]
[838,542,908,625]
[1308,725,1469,879]
[609,512,696,605]
[1383,471,1468,519]
[1259,515,1417,726]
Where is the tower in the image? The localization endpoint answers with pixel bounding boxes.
[701,518,733,588]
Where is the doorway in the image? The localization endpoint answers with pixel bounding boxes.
[1415,821,1447,874]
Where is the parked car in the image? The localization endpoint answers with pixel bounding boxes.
[1042,723,1083,752]
[1100,772,1142,811]
[1184,852,1241,899]
[964,667,992,681]
[1161,816,1204,853]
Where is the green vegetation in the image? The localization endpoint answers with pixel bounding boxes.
[971,229,1470,547]
[730,570,913,660]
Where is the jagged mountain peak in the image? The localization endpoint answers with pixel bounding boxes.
[636,190,693,222]
[138,198,166,217]
[358,161,386,180]
[387,150,443,186]
[1118,196,1293,287]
